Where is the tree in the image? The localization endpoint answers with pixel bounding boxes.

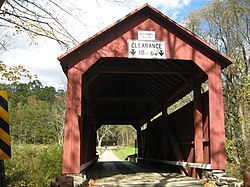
[184,0,250,177]
[0,62,36,84]
[0,0,80,48]
[0,0,4,8]
[97,125,136,148]
[1,81,66,144]
[97,125,113,148]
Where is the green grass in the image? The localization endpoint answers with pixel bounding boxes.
[97,148,104,157]
[112,146,137,160]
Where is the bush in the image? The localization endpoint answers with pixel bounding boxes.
[5,144,63,187]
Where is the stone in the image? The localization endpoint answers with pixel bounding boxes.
[244,171,250,187]
[56,176,73,187]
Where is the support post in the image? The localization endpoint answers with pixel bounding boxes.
[194,79,203,164]
[136,129,142,158]
[208,63,226,170]
[62,68,82,174]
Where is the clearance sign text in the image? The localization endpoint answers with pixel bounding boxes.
[128,40,166,59]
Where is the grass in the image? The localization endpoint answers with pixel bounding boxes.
[112,146,137,160]
[97,148,104,157]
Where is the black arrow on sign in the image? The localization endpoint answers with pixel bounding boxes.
[130,49,136,56]
[159,50,164,56]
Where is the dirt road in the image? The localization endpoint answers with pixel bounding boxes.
[99,149,121,161]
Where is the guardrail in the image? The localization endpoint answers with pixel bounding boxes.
[137,157,211,170]
[80,158,98,172]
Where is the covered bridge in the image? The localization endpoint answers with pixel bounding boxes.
[58,4,233,177]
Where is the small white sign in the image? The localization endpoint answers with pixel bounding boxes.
[128,40,166,59]
[138,31,155,41]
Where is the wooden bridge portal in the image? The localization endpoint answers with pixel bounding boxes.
[58,4,233,177]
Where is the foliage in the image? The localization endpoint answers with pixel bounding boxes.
[0,62,37,84]
[97,125,136,147]
[5,144,62,187]
[96,125,114,148]
[184,0,250,178]
[0,80,65,144]
[0,81,65,186]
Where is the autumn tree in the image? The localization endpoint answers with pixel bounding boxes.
[184,0,250,177]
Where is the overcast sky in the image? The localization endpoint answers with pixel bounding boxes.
[1,0,207,89]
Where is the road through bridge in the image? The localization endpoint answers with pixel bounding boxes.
[58,4,233,180]
[85,149,205,186]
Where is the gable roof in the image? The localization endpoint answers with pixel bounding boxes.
[58,4,233,70]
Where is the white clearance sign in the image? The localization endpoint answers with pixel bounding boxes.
[128,40,166,59]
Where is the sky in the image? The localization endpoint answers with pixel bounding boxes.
[0,0,207,89]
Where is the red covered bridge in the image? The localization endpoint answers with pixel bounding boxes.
[58,4,233,177]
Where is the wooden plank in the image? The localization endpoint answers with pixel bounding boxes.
[137,157,211,170]
[88,66,193,75]
[161,112,189,176]
[165,118,184,162]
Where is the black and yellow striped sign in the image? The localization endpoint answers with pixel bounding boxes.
[0,90,11,159]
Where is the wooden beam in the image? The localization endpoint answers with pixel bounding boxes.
[85,73,101,86]
[138,83,191,127]
[177,74,193,88]
[82,77,97,131]
[92,96,158,110]
[194,79,203,164]
[97,120,136,126]
[137,158,211,170]
[93,96,158,104]
[87,66,193,75]
[97,111,144,116]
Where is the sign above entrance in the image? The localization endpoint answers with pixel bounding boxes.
[128,40,166,59]
[138,31,155,40]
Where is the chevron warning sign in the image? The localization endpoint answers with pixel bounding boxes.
[0,90,11,159]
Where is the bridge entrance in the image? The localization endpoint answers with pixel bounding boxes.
[58,4,233,178]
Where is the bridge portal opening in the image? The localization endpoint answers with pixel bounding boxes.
[96,125,137,162]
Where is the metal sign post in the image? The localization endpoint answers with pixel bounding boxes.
[0,160,5,187]
[0,90,11,187]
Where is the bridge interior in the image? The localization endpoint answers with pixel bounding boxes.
[85,57,206,128]
[81,57,209,176]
